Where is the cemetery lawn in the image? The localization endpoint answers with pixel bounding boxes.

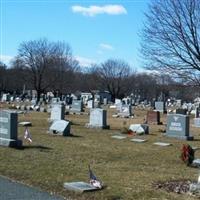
[0,106,200,200]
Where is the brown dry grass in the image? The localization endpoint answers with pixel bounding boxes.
[0,103,200,200]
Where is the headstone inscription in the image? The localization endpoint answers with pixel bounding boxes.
[166,114,193,140]
[0,110,22,147]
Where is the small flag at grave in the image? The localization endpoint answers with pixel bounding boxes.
[24,127,32,143]
[88,165,103,189]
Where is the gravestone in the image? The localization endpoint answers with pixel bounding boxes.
[1,94,10,102]
[129,124,149,135]
[195,107,200,118]
[176,108,187,115]
[103,98,108,105]
[70,100,83,113]
[154,142,172,147]
[115,99,122,111]
[31,98,37,105]
[49,120,70,136]
[87,108,109,129]
[155,101,165,113]
[146,111,161,124]
[111,135,127,139]
[63,182,98,193]
[50,104,65,122]
[51,97,60,104]
[130,138,147,143]
[87,100,94,109]
[176,99,182,107]
[0,110,22,147]
[118,105,132,118]
[194,118,200,127]
[166,114,193,140]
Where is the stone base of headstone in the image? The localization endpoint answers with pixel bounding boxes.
[165,133,194,141]
[85,123,110,129]
[117,113,133,118]
[0,138,22,147]
[69,110,82,115]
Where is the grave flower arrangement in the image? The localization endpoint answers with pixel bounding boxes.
[181,144,194,166]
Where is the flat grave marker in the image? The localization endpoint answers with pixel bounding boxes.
[130,138,147,143]
[63,182,99,193]
[154,142,172,147]
[111,135,127,139]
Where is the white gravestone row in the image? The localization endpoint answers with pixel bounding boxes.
[0,110,22,147]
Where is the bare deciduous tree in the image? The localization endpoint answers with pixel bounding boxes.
[98,59,131,101]
[0,61,7,92]
[15,38,77,102]
[141,0,200,85]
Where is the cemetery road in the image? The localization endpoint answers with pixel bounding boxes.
[0,176,64,200]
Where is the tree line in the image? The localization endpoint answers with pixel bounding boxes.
[0,38,196,103]
[1,0,200,102]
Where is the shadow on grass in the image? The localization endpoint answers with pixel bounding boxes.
[193,139,200,141]
[14,145,53,151]
[68,134,83,138]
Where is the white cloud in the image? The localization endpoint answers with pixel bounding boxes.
[0,55,13,65]
[99,43,114,50]
[75,56,95,67]
[71,5,127,17]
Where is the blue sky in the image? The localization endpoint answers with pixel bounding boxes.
[0,0,149,70]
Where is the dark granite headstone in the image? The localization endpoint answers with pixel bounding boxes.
[0,110,22,147]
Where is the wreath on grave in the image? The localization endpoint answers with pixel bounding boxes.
[181,144,194,166]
